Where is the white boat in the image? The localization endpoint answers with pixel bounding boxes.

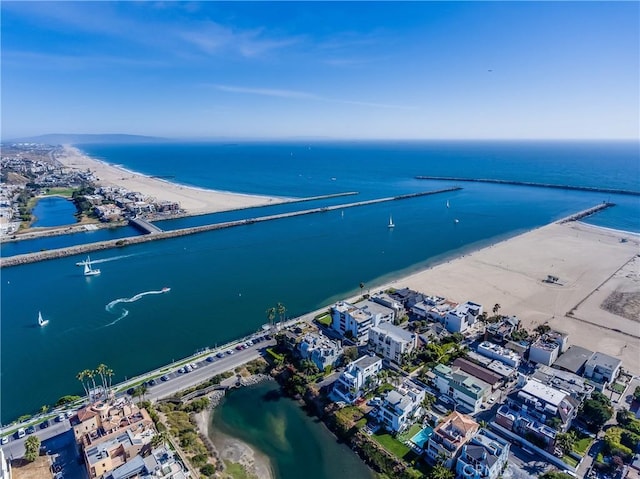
[84,256,101,276]
[388,215,395,228]
[38,311,49,327]
[454,218,459,224]
[446,200,450,208]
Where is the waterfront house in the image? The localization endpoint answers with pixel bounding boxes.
[444,301,483,333]
[553,345,594,376]
[388,287,426,309]
[331,355,383,404]
[529,337,561,366]
[485,316,520,343]
[425,411,479,468]
[432,364,490,414]
[455,428,510,479]
[376,381,426,433]
[476,342,521,368]
[368,321,417,365]
[331,300,394,345]
[298,332,342,372]
[583,351,622,387]
[370,291,404,316]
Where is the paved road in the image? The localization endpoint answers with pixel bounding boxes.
[146,341,274,402]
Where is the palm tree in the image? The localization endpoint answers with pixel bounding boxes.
[359,282,365,296]
[556,431,577,455]
[77,370,90,401]
[105,367,114,395]
[277,302,286,324]
[266,307,276,327]
[40,404,49,415]
[136,384,148,404]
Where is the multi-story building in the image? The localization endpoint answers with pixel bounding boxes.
[84,425,156,479]
[532,364,593,402]
[368,322,417,364]
[444,301,483,333]
[377,381,426,433]
[332,355,383,404]
[528,337,560,366]
[331,300,395,345]
[432,364,490,414]
[425,412,479,468]
[298,332,342,372]
[485,316,520,342]
[104,444,188,479]
[584,352,622,386]
[455,428,510,479]
[477,342,521,368]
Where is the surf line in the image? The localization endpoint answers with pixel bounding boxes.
[104,287,171,327]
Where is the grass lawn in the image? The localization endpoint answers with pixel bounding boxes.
[43,187,76,197]
[573,437,593,456]
[315,314,331,327]
[562,454,579,468]
[372,431,415,461]
[223,460,254,479]
[610,382,626,394]
[398,423,423,443]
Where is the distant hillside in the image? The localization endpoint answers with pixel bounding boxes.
[4,133,167,145]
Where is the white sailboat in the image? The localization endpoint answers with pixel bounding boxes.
[84,256,101,276]
[38,311,49,327]
[446,199,450,208]
[388,215,395,229]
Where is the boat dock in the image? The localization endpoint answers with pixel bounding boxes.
[129,217,163,234]
[415,176,640,196]
[0,187,461,268]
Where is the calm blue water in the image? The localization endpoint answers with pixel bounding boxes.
[31,196,77,227]
[212,381,375,479]
[1,141,638,424]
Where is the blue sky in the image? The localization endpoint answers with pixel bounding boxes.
[2,1,638,140]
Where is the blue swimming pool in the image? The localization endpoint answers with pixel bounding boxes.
[410,426,433,449]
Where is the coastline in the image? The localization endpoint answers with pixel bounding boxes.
[56,145,291,216]
[372,220,640,373]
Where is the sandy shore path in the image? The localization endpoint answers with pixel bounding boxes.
[193,406,274,479]
[381,221,640,373]
[56,145,290,216]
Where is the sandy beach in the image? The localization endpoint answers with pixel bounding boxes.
[389,221,640,373]
[56,145,289,216]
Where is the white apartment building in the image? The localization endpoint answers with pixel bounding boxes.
[368,322,417,364]
[477,341,521,368]
[377,382,426,433]
[331,300,395,345]
[332,355,383,404]
[444,301,483,333]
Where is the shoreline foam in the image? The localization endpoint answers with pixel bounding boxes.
[56,145,291,216]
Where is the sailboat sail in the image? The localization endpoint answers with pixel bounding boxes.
[38,311,49,327]
[388,215,395,228]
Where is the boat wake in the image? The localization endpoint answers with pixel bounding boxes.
[77,254,137,266]
[104,288,170,327]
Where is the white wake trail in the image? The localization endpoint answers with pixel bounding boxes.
[104,288,170,327]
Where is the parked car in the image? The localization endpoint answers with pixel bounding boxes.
[1,436,9,445]
[216,352,225,358]
[206,356,215,362]
[26,426,36,434]
[40,420,50,429]
[161,375,169,382]
[190,363,198,369]
[57,413,66,422]
[16,428,25,439]
[127,387,136,395]
[148,379,157,386]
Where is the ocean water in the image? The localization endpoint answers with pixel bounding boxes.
[212,381,375,479]
[1,141,638,424]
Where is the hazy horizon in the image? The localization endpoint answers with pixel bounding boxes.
[2,2,638,141]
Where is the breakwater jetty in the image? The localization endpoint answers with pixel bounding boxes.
[1,187,461,267]
[556,202,615,223]
[415,176,640,196]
